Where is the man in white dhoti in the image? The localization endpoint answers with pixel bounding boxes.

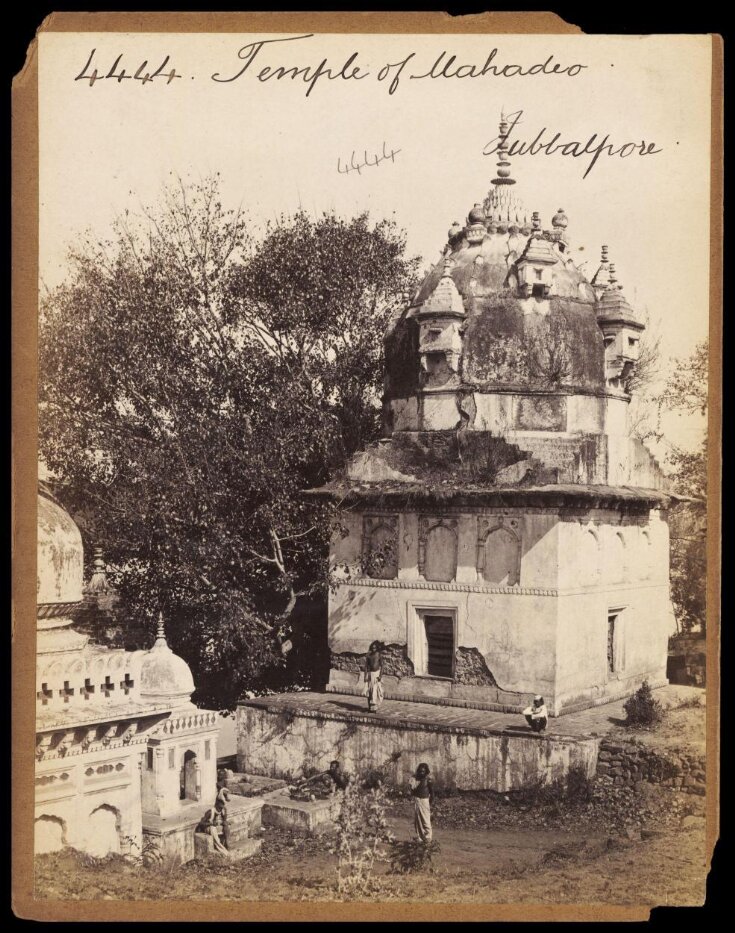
[412,762,434,844]
[363,641,384,712]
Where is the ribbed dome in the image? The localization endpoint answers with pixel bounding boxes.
[140,616,195,708]
[385,233,604,401]
[37,484,83,617]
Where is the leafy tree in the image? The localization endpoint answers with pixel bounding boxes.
[39,174,420,708]
[655,341,709,635]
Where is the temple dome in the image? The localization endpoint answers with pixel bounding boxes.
[140,616,195,708]
[385,234,604,401]
[37,482,84,618]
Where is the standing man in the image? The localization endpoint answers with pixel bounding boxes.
[412,762,435,844]
[363,641,384,712]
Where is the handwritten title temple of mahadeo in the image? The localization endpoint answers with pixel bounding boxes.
[311,115,678,717]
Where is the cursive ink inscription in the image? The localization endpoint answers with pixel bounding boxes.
[75,49,183,86]
[484,109,663,180]
[337,142,402,176]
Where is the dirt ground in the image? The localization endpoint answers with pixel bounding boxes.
[34,785,709,906]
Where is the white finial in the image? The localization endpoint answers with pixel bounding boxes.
[155,612,168,647]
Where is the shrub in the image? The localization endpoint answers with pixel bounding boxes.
[623,680,663,727]
[331,777,395,898]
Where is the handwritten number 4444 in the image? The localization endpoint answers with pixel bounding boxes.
[75,49,183,86]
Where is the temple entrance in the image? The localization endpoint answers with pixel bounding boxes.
[424,615,454,678]
[180,750,200,802]
[409,606,457,679]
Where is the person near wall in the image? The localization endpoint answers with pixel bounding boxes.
[363,640,384,712]
[412,762,435,844]
[523,695,548,732]
[196,807,229,856]
[328,760,351,793]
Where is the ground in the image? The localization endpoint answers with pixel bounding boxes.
[34,783,707,906]
[34,686,709,907]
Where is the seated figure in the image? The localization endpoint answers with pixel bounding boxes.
[523,695,548,733]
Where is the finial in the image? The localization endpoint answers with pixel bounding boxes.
[468,202,485,225]
[448,220,462,242]
[86,547,109,594]
[491,112,516,188]
[531,211,542,233]
[608,263,618,288]
[154,611,168,648]
[442,257,454,278]
[601,245,609,264]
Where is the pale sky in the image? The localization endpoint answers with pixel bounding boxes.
[38,31,712,456]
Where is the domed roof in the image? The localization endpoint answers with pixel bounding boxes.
[140,615,195,708]
[37,483,83,614]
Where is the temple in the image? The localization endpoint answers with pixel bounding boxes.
[35,482,221,861]
[309,115,677,717]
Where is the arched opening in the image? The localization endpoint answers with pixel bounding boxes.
[482,527,520,586]
[641,530,653,579]
[365,525,398,579]
[610,532,626,584]
[424,525,457,583]
[582,529,600,583]
[87,804,121,857]
[35,814,67,854]
[180,749,200,802]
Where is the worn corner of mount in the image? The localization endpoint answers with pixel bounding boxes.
[438,9,584,34]
[11,13,54,90]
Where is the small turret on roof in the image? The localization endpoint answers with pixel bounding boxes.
[417,258,465,318]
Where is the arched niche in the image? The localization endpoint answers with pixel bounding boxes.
[35,814,67,854]
[365,524,398,579]
[180,749,200,802]
[610,531,626,584]
[87,804,121,857]
[640,529,653,579]
[479,525,521,586]
[419,519,458,583]
[581,527,601,583]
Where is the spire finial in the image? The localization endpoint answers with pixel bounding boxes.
[608,263,620,289]
[155,611,168,646]
[601,244,609,264]
[442,257,454,278]
[491,112,516,188]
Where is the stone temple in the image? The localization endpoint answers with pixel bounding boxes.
[35,482,222,862]
[309,116,677,718]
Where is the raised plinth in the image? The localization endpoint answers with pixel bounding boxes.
[261,789,340,835]
[237,692,600,793]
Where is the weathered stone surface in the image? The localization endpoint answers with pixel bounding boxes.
[261,792,340,835]
[237,702,599,793]
[454,647,497,686]
[330,644,415,679]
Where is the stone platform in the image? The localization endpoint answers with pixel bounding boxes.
[237,691,602,792]
[261,789,341,834]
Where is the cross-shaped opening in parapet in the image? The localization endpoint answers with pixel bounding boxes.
[58,681,75,703]
[101,675,116,698]
[37,683,53,705]
[81,678,95,700]
[120,673,134,695]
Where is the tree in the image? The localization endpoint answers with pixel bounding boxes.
[39,174,420,708]
[655,341,709,635]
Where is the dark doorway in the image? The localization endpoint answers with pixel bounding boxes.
[424,615,454,678]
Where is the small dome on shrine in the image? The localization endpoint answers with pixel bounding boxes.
[140,614,195,708]
[467,203,485,224]
[37,482,84,618]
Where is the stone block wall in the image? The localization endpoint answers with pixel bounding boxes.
[596,739,705,795]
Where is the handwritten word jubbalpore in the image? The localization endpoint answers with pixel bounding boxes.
[483,109,662,180]
[211,34,586,97]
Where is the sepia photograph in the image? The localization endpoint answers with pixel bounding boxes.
[13,12,720,921]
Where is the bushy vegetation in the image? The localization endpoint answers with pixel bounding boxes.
[623,681,664,727]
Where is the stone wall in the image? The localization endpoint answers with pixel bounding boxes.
[596,739,705,796]
[237,701,599,792]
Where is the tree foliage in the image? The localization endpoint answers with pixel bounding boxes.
[39,174,420,708]
[656,341,709,635]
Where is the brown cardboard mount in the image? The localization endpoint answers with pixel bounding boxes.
[12,11,722,922]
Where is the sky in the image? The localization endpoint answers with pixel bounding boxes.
[38,31,712,456]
